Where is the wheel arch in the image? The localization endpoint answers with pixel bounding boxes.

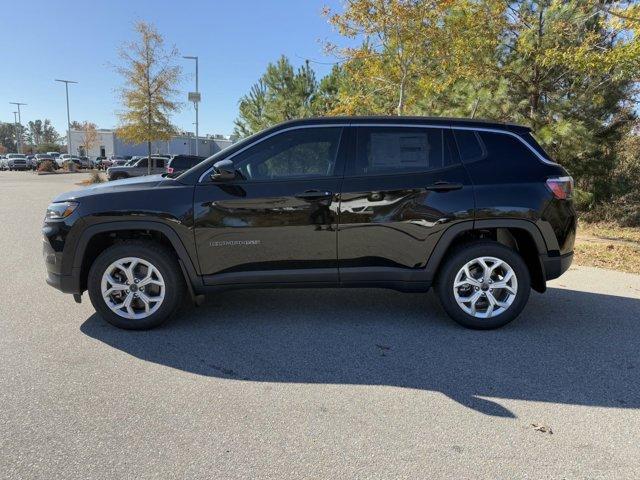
[425,219,549,293]
[73,221,200,293]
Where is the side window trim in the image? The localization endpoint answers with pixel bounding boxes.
[197,123,556,182]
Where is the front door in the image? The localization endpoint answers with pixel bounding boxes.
[338,125,475,284]
[193,126,346,285]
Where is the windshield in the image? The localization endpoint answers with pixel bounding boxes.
[7,154,26,158]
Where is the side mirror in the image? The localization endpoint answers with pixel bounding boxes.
[210,159,237,181]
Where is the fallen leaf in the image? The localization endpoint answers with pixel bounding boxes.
[530,423,553,434]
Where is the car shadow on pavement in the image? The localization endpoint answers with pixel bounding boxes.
[80,286,640,418]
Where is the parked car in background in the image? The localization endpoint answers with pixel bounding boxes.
[47,152,60,161]
[26,155,36,170]
[78,156,92,169]
[6,153,28,171]
[166,154,206,174]
[34,154,56,169]
[94,156,111,169]
[0,155,7,170]
[107,156,167,180]
[57,155,87,169]
[56,154,72,167]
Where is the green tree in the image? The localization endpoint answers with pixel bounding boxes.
[27,119,60,147]
[234,56,334,137]
[0,122,18,152]
[115,21,181,174]
[325,0,639,209]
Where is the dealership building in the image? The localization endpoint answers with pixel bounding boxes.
[69,128,234,158]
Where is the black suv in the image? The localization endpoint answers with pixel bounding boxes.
[42,117,576,330]
[166,154,206,174]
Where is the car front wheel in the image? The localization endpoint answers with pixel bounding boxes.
[87,241,185,329]
[435,240,531,329]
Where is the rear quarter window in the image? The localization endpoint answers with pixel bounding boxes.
[454,130,539,164]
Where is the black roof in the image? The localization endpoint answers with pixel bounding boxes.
[277,116,531,132]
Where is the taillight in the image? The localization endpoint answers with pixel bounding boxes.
[167,167,174,174]
[546,176,574,200]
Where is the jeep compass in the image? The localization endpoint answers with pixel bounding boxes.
[42,117,576,330]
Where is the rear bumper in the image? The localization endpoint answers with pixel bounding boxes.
[542,251,573,281]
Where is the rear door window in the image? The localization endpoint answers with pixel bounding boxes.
[351,127,452,176]
[453,130,486,162]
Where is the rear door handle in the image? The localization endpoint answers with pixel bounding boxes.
[294,190,333,200]
[426,181,463,192]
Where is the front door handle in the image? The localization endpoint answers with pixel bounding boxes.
[295,190,333,200]
[426,181,463,192]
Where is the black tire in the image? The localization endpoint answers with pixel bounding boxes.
[110,173,128,181]
[435,240,531,330]
[87,240,185,330]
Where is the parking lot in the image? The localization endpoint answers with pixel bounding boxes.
[1,170,639,479]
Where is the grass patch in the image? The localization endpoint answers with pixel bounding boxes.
[575,221,640,274]
[579,221,640,244]
[574,242,640,274]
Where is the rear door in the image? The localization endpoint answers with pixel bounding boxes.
[338,125,474,284]
[193,126,346,284]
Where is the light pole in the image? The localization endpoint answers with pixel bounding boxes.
[9,102,26,153]
[183,56,199,156]
[12,112,18,152]
[55,79,78,155]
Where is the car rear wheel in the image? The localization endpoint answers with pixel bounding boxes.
[435,240,531,329]
[87,241,185,329]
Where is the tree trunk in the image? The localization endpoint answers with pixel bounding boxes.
[147,141,151,176]
[397,80,405,116]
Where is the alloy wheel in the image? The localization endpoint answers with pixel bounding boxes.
[452,256,518,319]
[100,257,165,320]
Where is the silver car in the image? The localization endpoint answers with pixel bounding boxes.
[106,156,167,180]
[6,153,28,171]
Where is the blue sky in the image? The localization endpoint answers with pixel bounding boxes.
[1,0,345,136]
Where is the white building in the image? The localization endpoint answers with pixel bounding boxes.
[69,129,234,158]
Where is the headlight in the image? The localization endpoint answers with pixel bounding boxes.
[45,201,79,220]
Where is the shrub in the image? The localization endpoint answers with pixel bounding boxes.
[88,171,105,184]
[37,160,56,173]
[581,191,640,227]
[62,160,77,172]
[573,188,594,212]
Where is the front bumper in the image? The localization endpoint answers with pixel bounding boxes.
[45,270,79,293]
[43,234,82,294]
[542,251,573,281]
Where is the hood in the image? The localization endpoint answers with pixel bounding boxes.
[54,174,171,202]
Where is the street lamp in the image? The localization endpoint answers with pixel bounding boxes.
[54,79,78,155]
[9,102,26,153]
[182,56,199,156]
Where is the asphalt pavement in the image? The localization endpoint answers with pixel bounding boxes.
[1,171,639,479]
